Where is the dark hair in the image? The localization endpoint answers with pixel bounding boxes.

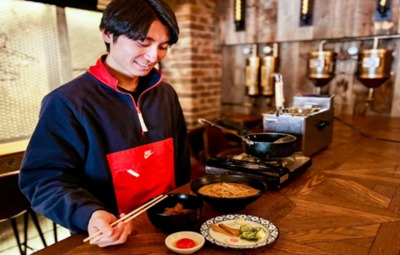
[99,0,179,51]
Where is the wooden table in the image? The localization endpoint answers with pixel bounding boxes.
[0,140,27,175]
[33,115,400,255]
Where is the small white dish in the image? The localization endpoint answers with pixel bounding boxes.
[165,231,205,254]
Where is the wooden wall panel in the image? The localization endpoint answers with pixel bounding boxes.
[396,0,400,34]
[221,46,247,104]
[257,0,278,42]
[216,0,254,45]
[390,40,400,116]
[244,0,260,43]
[311,0,335,39]
[217,0,400,44]
[311,0,365,38]
[217,0,280,45]
[351,0,375,37]
[276,0,313,41]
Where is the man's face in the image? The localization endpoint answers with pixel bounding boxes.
[102,19,170,78]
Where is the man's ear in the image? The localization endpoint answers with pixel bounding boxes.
[101,30,112,43]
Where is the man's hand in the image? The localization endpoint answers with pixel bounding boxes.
[87,210,133,247]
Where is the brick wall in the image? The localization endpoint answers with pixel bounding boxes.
[161,0,222,129]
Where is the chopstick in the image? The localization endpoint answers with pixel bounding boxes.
[83,194,168,243]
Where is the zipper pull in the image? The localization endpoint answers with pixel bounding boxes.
[137,111,148,133]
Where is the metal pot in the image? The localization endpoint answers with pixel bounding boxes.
[198,119,297,159]
[260,56,279,96]
[307,50,337,87]
[356,48,393,88]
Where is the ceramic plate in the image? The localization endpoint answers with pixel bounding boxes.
[200,214,279,249]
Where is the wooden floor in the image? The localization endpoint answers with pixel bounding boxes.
[272,115,400,254]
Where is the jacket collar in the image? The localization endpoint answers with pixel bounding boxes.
[88,55,162,91]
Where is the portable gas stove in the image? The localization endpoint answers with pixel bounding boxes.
[205,152,311,189]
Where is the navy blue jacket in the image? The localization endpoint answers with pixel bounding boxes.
[19,56,191,233]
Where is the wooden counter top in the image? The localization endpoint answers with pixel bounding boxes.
[0,139,28,156]
[33,115,400,255]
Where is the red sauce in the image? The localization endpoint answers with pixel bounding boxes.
[175,238,196,249]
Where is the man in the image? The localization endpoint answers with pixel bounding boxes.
[19,0,190,247]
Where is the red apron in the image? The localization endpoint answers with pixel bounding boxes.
[106,138,175,214]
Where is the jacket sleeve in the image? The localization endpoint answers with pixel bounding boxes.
[19,91,108,233]
[173,92,191,187]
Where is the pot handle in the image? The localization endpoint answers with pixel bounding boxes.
[197,118,254,145]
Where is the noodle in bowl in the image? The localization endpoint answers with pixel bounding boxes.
[198,182,260,198]
[190,174,267,212]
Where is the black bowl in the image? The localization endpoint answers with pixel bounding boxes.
[190,174,267,212]
[146,193,203,233]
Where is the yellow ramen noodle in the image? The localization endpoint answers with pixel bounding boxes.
[198,182,260,198]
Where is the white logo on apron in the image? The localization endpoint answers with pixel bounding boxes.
[144,150,154,159]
